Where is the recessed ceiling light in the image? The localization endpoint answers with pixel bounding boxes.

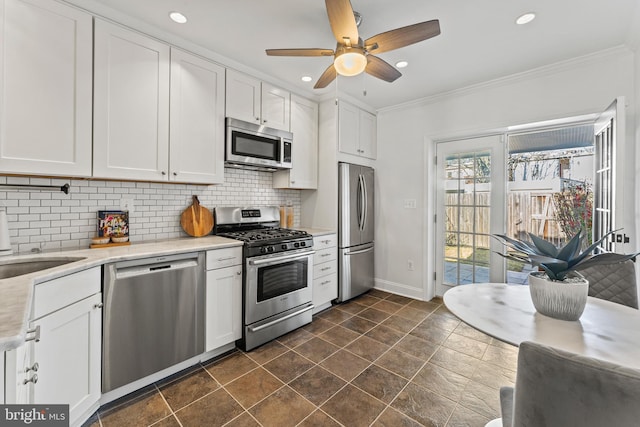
[395,60,409,69]
[301,76,313,82]
[516,12,536,25]
[169,11,188,24]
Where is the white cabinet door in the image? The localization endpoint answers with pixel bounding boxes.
[358,109,377,159]
[0,0,92,177]
[261,83,290,131]
[225,69,261,125]
[93,19,170,181]
[273,95,318,189]
[31,293,102,426]
[337,100,377,160]
[205,265,242,351]
[338,101,360,156]
[226,70,291,131]
[169,49,225,184]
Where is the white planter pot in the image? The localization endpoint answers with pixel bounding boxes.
[528,272,589,321]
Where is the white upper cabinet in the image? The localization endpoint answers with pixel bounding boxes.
[261,83,291,131]
[338,100,377,160]
[226,69,291,131]
[169,48,225,184]
[358,109,377,159]
[273,95,318,189]
[225,70,261,125]
[0,0,93,177]
[93,19,171,181]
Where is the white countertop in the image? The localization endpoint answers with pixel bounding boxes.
[0,236,242,352]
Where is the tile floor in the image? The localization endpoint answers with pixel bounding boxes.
[86,290,519,427]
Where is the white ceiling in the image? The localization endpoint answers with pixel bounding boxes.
[69,0,639,110]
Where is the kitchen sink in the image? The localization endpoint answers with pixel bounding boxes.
[0,257,87,280]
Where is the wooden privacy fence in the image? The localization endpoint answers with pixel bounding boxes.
[446,191,566,249]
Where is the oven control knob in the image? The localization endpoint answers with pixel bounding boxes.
[281,244,287,250]
[300,241,306,247]
[260,247,267,254]
[267,246,274,252]
[294,242,300,248]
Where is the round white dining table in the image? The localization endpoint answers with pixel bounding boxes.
[443,283,640,369]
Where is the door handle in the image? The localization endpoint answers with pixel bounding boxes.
[345,246,374,256]
[248,304,314,332]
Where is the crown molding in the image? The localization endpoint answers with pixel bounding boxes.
[379,45,634,114]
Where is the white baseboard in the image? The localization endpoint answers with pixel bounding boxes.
[374,278,425,300]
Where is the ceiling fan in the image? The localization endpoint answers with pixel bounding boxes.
[265,0,441,89]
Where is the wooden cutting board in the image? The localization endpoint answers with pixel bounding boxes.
[180,195,214,237]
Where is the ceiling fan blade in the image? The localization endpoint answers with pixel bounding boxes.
[365,20,440,54]
[314,64,337,89]
[325,0,359,45]
[266,48,334,57]
[365,55,401,82]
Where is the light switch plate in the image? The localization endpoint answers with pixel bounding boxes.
[403,199,417,209]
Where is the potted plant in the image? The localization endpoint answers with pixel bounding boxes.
[494,229,639,321]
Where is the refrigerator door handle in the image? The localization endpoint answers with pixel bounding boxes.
[362,173,368,231]
[345,245,374,256]
[358,174,366,231]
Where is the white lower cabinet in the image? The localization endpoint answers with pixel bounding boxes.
[312,234,338,314]
[205,247,243,351]
[5,267,102,427]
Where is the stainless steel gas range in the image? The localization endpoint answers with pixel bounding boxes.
[214,206,314,351]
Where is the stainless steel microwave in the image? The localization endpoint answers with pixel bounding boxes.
[225,118,292,170]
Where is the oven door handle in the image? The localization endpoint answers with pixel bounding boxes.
[248,250,315,266]
[248,304,315,332]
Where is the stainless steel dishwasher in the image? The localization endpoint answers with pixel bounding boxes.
[102,252,205,392]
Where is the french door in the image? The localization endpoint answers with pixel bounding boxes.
[435,135,505,296]
[593,97,624,252]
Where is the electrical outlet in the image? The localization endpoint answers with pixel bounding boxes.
[120,197,135,214]
[407,259,415,271]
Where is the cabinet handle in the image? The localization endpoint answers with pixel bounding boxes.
[262,119,267,123]
[161,171,167,176]
[26,362,39,373]
[94,303,104,309]
[321,267,331,271]
[320,280,331,285]
[25,325,40,343]
[255,117,260,121]
[291,180,295,184]
[173,172,177,176]
[217,256,236,262]
[321,253,331,257]
[23,374,38,385]
[236,271,241,275]
[322,239,331,244]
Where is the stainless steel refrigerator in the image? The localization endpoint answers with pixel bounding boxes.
[338,162,374,302]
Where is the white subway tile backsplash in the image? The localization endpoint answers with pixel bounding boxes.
[1,168,301,253]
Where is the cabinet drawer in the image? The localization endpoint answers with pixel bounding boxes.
[315,247,337,264]
[313,274,338,305]
[33,267,101,320]
[206,247,242,270]
[314,260,337,280]
[313,234,337,250]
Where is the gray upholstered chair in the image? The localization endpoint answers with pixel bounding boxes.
[497,341,640,427]
[580,259,638,309]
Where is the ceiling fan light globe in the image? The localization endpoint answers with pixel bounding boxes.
[334,51,367,76]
